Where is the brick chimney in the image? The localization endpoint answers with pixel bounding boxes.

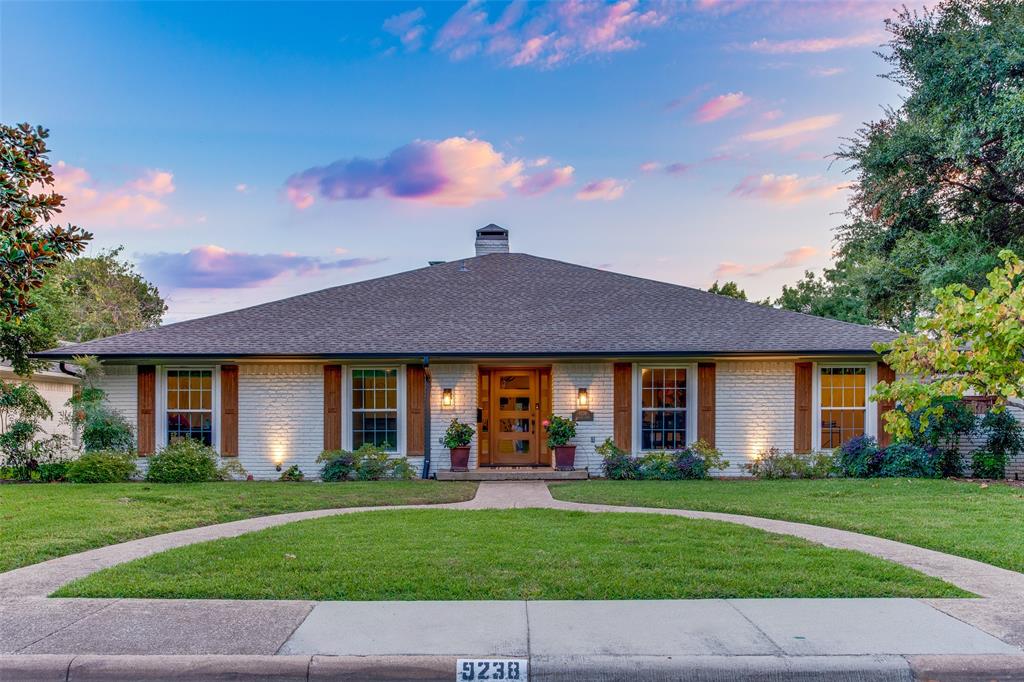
[475,224,509,256]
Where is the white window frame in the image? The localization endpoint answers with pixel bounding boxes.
[812,361,878,452]
[632,363,698,453]
[344,364,406,455]
[156,365,221,453]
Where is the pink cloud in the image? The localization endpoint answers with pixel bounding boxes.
[139,245,385,289]
[743,31,881,54]
[713,246,819,279]
[693,92,751,123]
[383,8,428,50]
[51,161,175,229]
[432,0,668,68]
[575,178,626,201]
[639,161,660,173]
[740,114,841,142]
[515,164,575,196]
[730,173,845,204]
[809,66,846,77]
[285,137,571,208]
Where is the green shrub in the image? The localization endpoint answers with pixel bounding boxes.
[877,443,940,478]
[637,452,679,480]
[597,438,639,480]
[33,461,68,482]
[318,450,357,482]
[66,451,137,483]
[903,398,977,477]
[279,464,305,482]
[545,415,576,447]
[317,444,413,481]
[834,436,880,478]
[442,418,474,448]
[145,439,219,483]
[745,448,834,479]
[972,410,1024,479]
[689,439,729,474]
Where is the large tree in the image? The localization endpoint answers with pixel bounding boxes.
[43,247,166,342]
[774,0,1024,330]
[0,124,91,321]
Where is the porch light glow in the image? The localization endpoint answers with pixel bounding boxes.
[577,388,589,408]
[442,388,454,408]
[271,441,287,472]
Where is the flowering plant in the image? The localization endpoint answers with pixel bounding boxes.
[545,414,576,448]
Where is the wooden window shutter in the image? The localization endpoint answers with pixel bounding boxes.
[323,365,342,451]
[539,367,552,461]
[876,361,896,448]
[613,362,632,452]
[406,365,426,456]
[697,363,716,447]
[794,361,813,454]
[220,365,239,456]
[137,365,156,456]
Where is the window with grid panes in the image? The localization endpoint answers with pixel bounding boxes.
[639,367,687,451]
[351,368,398,451]
[166,369,213,446]
[819,366,867,448]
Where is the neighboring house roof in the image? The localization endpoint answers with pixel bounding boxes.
[0,363,80,384]
[34,253,898,359]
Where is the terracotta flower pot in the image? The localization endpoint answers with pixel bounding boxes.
[450,446,471,472]
[554,445,577,471]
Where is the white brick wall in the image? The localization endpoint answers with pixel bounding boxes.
[99,365,137,430]
[715,361,795,475]
[238,363,324,480]
[552,362,613,474]
[429,363,478,473]
[30,379,76,441]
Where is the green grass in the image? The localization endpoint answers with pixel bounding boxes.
[0,481,477,572]
[54,508,967,600]
[550,479,1024,573]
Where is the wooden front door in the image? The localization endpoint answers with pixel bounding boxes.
[478,368,551,467]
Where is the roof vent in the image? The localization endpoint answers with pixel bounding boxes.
[475,224,509,256]
[428,260,446,266]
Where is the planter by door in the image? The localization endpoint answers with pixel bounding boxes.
[554,445,576,471]
[450,446,471,472]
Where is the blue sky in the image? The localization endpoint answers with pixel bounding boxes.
[2,0,913,321]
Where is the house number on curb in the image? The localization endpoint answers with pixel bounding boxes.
[457,658,528,681]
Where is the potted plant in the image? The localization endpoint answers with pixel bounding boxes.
[443,418,475,471]
[546,414,577,470]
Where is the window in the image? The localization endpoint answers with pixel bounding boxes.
[819,366,866,448]
[166,369,213,446]
[639,367,688,451]
[351,368,398,451]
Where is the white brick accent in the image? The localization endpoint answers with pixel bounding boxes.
[552,362,613,474]
[31,379,76,441]
[98,365,137,430]
[429,363,478,473]
[238,363,324,480]
[715,361,795,474]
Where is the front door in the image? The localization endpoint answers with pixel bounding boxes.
[491,369,540,466]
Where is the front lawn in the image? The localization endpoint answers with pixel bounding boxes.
[54,508,966,600]
[550,479,1024,573]
[0,481,477,572]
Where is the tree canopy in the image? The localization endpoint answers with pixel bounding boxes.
[1,123,91,320]
[707,280,748,301]
[874,249,1024,440]
[774,0,1024,330]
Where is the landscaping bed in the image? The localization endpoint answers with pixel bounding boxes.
[549,479,1024,573]
[0,481,477,572]
[54,508,967,600]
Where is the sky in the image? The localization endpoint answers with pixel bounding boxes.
[2,0,918,322]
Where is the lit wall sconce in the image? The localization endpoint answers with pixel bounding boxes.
[441,388,454,408]
[573,388,594,421]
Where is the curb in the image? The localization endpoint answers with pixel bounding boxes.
[3,653,1024,681]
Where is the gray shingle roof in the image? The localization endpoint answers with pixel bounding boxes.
[35,253,897,359]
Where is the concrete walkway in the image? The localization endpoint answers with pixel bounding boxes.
[2,481,1024,680]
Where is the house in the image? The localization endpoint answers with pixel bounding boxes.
[0,362,79,444]
[35,225,905,479]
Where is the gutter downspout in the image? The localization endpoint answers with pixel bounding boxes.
[421,356,432,479]
[59,362,84,379]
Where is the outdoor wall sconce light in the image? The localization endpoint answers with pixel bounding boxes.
[276,462,283,472]
[573,388,594,422]
[442,388,454,408]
